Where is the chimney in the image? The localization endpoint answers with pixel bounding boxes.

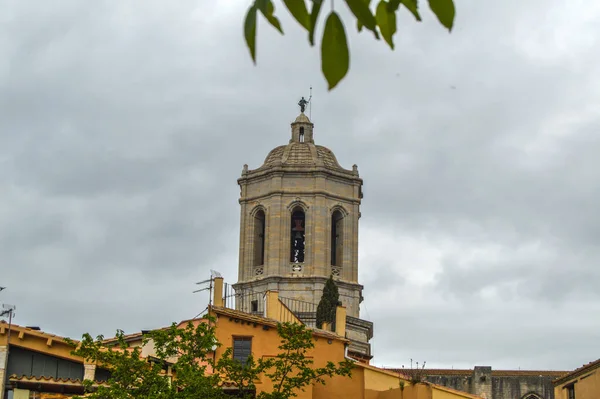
[335,305,346,337]
[264,291,279,320]
[213,277,224,307]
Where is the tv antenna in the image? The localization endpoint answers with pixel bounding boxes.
[193,270,222,307]
[308,86,313,120]
[1,304,16,357]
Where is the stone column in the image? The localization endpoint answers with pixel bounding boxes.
[472,366,492,399]
[83,363,96,381]
[0,345,8,397]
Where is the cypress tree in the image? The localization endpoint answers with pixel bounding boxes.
[316,275,340,329]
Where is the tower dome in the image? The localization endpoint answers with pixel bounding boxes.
[247,112,357,176]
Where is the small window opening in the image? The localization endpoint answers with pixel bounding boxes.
[299,127,305,143]
[251,300,258,313]
[567,384,575,399]
[290,208,305,263]
[331,210,344,266]
[233,337,252,365]
[253,210,266,266]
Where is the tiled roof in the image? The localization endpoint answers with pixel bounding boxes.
[8,375,108,387]
[252,143,351,173]
[553,358,600,385]
[491,370,568,377]
[0,321,78,345]
[385,368,568,377]
[210,306,348,342]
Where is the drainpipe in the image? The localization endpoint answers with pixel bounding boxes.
[344,344,357,362]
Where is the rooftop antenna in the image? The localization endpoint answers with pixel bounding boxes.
[1,303,16,366]
[308,86,313,120]
[193,270,222,307]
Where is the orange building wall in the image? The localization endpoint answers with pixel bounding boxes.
[210,308,350,398]
[554,370,600,399]
[313,368,366,399]
[0,325,81,363]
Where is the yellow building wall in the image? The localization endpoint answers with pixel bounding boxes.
[431,386,476,399]
[555,370,600,399]
[210,309,350,398]
[364,367,403,391]
[375,384,430,399]
[0,326,80,362]
[314,368,365,399]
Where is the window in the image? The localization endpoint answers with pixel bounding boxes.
[233,337,252,365]
[290,208,305,263]
[567,384,575,399]
[253,210,265,266]
[330,210,344,266]
[299,127,304,142]
[251,300,259,313]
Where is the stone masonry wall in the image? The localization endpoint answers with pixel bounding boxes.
[423,368,560,399]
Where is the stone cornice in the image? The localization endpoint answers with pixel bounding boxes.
[232,275,364,292]
[239,166,362,184]
[239,190,361,205]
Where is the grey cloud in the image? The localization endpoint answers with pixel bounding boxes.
[1,0,599,375]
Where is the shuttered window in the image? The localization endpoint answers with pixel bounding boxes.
[233,337,252,365]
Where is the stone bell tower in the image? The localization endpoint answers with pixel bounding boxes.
[233,99,373,359]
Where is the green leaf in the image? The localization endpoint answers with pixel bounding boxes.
[402,0,422,21]
[387,0,401,11]
[309,0,324,46]
[428,0,455,31]
[321,12,350,90]
[244,4,258,63]
[375,0,397,49]
[256,0,284,34]
[387,0,421,21]
[283,0,310,30]
[345,0,377,31]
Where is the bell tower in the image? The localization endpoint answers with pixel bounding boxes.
[233,100,373,359]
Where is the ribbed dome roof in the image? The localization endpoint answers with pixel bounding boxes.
[257,142,347,172]
[294,113,311,124]
[243,111,356,176]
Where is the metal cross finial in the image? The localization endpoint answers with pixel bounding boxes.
[298,96,309,113]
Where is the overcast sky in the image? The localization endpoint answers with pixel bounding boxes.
[1,0,599,372]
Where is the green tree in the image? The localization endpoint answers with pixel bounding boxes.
[257,322,354,399]
[68,318,226,399]
[214,347,261,399]
[244,0,456,90]
[316,275,340,329]
[68,317,351,399]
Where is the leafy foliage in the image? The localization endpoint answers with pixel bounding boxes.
[316,275,340,329]
[69,316,351,399]
[69,318,226,399]
[243,0,456,89]
[257,322,354,399]
[214,348,261,399]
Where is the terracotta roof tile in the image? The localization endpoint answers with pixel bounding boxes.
[385,368,568,378]
[9,375,108,386]
[0,321,78,345]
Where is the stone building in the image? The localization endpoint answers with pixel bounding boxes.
[232,105,373,360]
[386,366,569,399]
